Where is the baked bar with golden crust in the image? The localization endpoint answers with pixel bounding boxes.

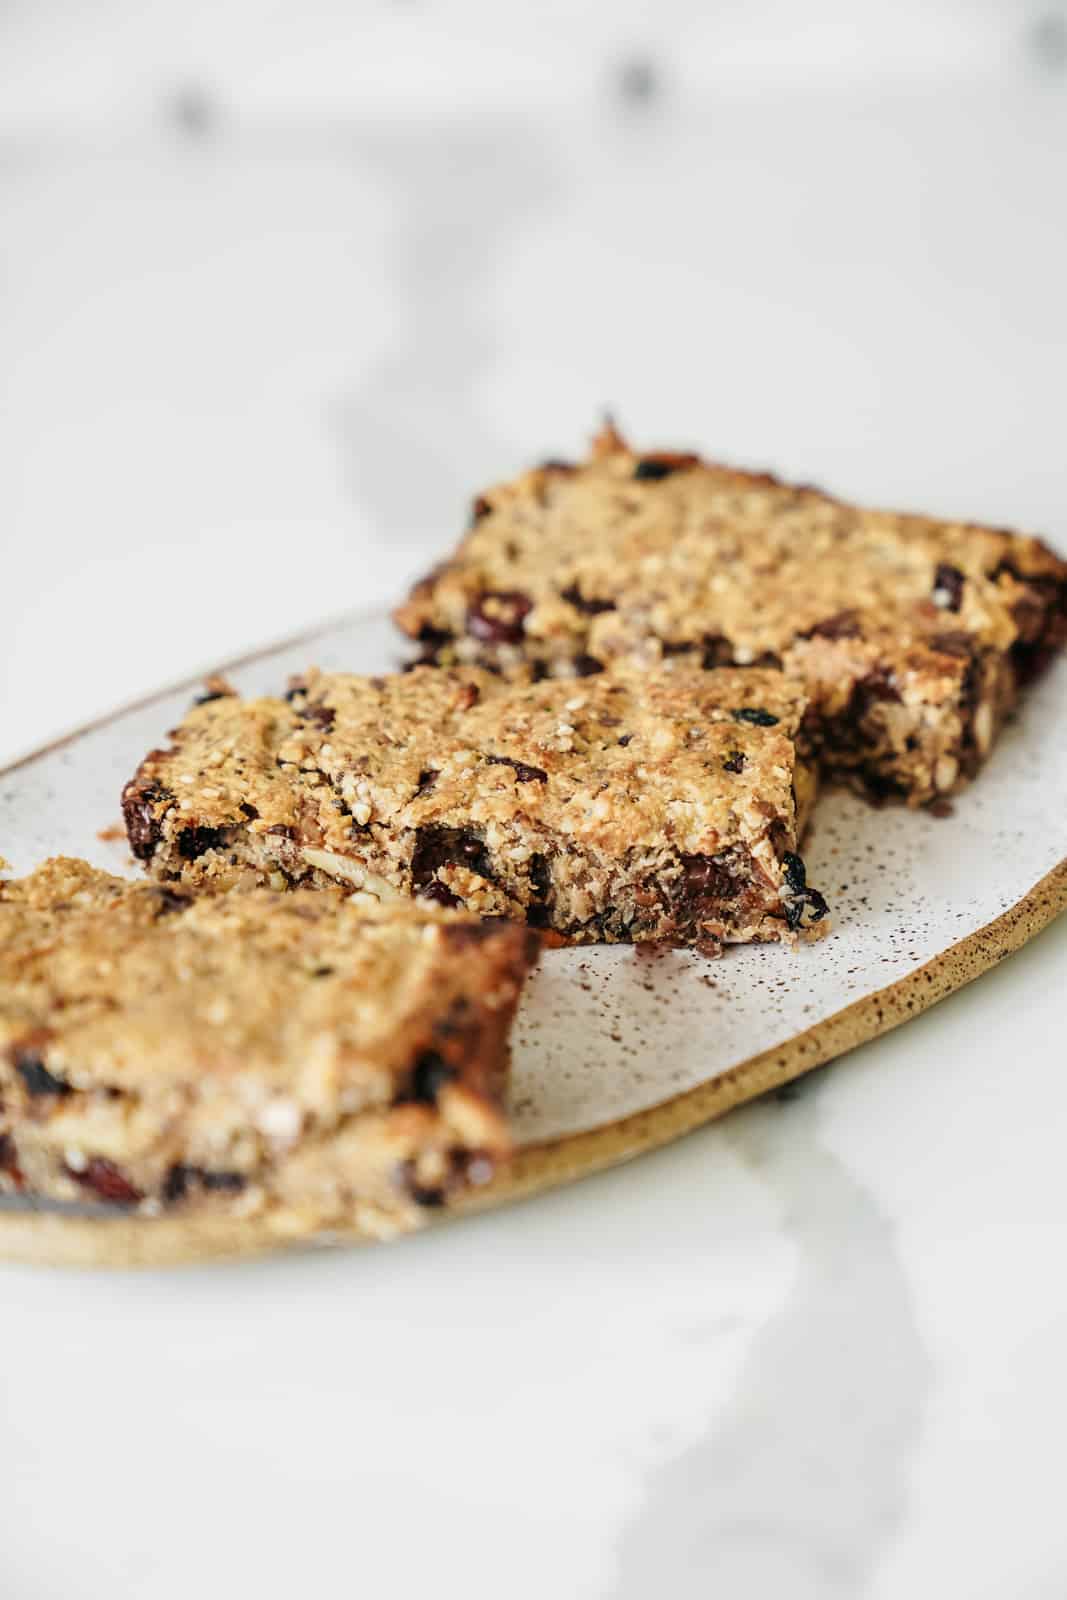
[0,858,537,1236]
[121,664,827,948]
[394,424,1067,806]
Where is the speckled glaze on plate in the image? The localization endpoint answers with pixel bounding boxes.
[1,608,1065,1265]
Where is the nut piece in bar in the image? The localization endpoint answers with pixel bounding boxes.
[0,858,537,1235]
[393,424,1067,806]
[122,663,828,948]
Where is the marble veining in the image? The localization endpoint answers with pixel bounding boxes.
[615,1093,930,1597]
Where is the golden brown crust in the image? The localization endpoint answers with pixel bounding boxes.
[122,664,828,947]
[394,425,1067,805]
[0,858,537,1234]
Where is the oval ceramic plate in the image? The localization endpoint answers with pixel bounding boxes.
[1,608,1065,1265]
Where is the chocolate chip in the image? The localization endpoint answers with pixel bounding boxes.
[785,884,830,931]
[700,635,735,669]
[411,826,494,890]
[680,852,743,903]
[722,750,745,773]
[863,771,908,804]
[177,825,226,859]
[780,851,807,894]
[540,458,576,473]
[122,777,171,862]
[485,754,548,784]
[732,707,779,727]
[162,1164,190,1204]
[778,850,828,928]
[71,1157,142,1206]
[928,631,974,659]
[529,853,551,899]
[193,689,227,706]
[298,703,335,732]
[409,1051,456,1105]
[617,733,633,746]
[470,495,492,524]
[267,823,298,839]
[804,610,862,641]
[418,881,461,909]
[633,454,697,481]
[415,623,453,654]
[163,1165,245,1204]
[239,802,259,819]
[438,919,510,947]
[933,564,965,612]
[311,964,336,977]
[466,591,532,645]
[15,1053,72,1098]
[573,654,605,677]
[416,769,438,795]
[560,584,615,615]
[409,1180,447,1208]
[201,1170,246,1193]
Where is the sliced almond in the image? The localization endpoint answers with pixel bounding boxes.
[301,848,403,901]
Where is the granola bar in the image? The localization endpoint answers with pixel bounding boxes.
[0,858,537,1236]
[394,424,1067,805]
[121,664,827,947]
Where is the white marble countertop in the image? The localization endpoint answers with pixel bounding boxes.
[2,8,1067,1595]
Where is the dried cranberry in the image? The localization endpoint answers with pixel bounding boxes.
[560,584,615,615]
[72,1158,142,1206]
[0,1134,23,1187]
[932,564,965,612]
[177,825,225,860]
[722,750,745,773]
[122,776,171,861]
[732,707,779,727]
[15,1053,71,1098]
[485,754,548,784]
[466,591,532,645]
[470,495,492,524]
